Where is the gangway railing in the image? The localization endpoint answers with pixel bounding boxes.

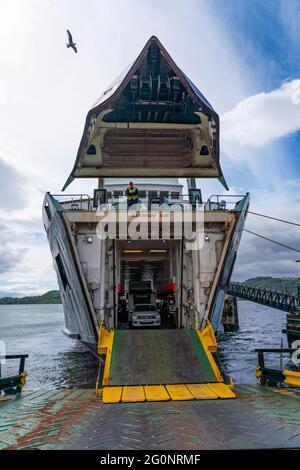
[227,281,300,313]
[49,192,247,213]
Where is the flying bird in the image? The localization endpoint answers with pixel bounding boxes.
[66,29,77,53]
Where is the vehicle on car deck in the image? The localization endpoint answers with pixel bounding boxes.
[131,304,161,328]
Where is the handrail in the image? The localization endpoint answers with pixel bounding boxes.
[254,348,296,353]
[49,192,247,212]
[51,194,93,211]
[0,354,29,358]
[0,354,28,394]
[255,347,299,386]
[51,194,91,198]
[205,194,246,211]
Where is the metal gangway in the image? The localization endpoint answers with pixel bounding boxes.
[227,282,300,313]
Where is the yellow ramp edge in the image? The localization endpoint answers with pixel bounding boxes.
[195,323,223,383]
[207,383,236,399]
[97,321,114,355]
[103,386,122,404]
[166,384,194,401]
[186,383,218,400]
[122,386,145,403]
[102,383,236,403]
[144,385,170,402]
[96,321,115,388]
[283,370,300,388]
[272,388,294,395]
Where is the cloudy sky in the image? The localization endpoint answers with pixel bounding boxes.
[0,0,300,297]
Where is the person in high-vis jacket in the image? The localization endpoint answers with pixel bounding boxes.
[127,182,139,208]
[168,301,177,319]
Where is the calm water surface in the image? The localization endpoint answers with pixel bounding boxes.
[218,301,293,382]
[0,304,98,389]
[0,301,296,389]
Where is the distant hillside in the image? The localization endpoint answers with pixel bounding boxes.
[1,277,300,305]
[242,277,300,295]
[0,290,62,305]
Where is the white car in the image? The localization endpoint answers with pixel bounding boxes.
[131,304,161,328]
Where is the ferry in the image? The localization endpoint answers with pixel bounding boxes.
[42,36,249,403]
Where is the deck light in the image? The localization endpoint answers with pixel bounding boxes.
[123,250,143,253]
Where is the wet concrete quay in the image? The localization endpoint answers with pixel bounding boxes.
[0,385,300,450]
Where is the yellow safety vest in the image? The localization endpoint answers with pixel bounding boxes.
[127,187,139,201]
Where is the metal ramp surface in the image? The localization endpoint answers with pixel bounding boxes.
[98,327,236,403]
[107,329,217,386]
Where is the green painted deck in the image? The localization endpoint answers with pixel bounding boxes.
[1,385,300,449]
[108,329,217,386]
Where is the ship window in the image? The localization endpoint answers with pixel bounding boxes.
[45,203,52,222]
[113,190,123,199]
[55,254,68,289]
[160,191,169,200]
[87,144,96,155]
[200,145,209,155]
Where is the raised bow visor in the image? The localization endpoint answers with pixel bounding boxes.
[63,36,225,190]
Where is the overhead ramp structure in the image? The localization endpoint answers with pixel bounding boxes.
[97,322,235,403]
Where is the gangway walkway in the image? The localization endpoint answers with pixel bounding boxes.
[227,282,300,313]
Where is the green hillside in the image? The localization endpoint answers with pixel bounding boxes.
[0,290,62,305]
[243,277,300,296]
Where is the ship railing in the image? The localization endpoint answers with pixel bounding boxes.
[50,193,247,212]
[205,194,247,211]
[255,347,299,387]
[0,354,28,394]
[108,193,192,210]
[51,192,194,211]
[51,194,93,211]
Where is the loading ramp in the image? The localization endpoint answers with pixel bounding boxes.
[98,323,235,403]
[108,330,216,386]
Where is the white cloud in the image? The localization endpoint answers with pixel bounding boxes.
[232,180,300,281]
[0,224,57,297]
[221,79,300,149]
[0,79,6,105]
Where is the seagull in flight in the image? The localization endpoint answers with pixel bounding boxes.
[66,29,77,53]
